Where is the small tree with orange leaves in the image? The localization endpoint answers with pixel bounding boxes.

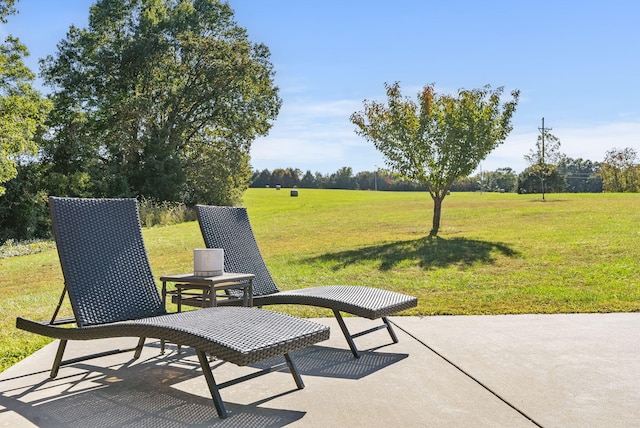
[351,82,519,236]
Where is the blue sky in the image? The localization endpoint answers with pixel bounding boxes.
[3,0,639,174]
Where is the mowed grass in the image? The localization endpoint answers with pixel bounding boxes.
[1,189,639,372]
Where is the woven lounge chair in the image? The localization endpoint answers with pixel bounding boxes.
[196,205,418,358]
[16,197,329,419]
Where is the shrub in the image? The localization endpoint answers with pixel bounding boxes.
[137,198,195,227]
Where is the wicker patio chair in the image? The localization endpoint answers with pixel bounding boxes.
[16,197,329,419]
[196,205,418,358]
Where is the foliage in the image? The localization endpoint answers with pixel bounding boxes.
[0,0,16,22]
[599,147,639,192]
[300,170,316,188]
[137,197,196,228]
[39,0,281,205]
[0,196,195,247]
[350,82,520,235]
[327,166,357,189]
[260,167,302,188]
[0,0,51,212]
[523,122,563,200]
[476,167,518,192]
[0,238,55,258]
[0,163,51,243]
[251,165,527,193]
[557,157,602,193]
[0,35,51,196]
[250,166,429,191]
[249,160,610,195]
[517,165,565,194]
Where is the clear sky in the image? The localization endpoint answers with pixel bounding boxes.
[3,0,639,174]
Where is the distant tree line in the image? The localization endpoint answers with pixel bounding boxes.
[250,154,618,194]
[251,149,639,194]
[517,157,603,194]
[250,167,431,191]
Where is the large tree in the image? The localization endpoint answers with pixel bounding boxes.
[0,1,51,196]
[40,0,281,204]
[351,82,519,236]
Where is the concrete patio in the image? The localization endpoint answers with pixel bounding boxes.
[1,312,638,427]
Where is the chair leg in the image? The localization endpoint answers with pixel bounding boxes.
[382,316,399,343]
[50,339,68,378]
[284,353,304,389]
[333,312,402,358]
[196,350,227,419]
[48,337,152,380]
[133,337,146,359]
[333,310,361,358]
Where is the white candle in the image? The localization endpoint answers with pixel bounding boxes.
[194,248,224,277]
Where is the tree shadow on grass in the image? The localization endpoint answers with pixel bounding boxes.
[306,236,519,271]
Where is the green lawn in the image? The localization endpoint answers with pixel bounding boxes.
[1,189,639,372]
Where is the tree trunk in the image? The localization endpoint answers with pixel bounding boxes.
[430,196,443,236]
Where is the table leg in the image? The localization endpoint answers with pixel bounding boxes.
[208,286,216,307]
[161,280,167,353]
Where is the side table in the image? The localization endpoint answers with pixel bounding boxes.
[159,272,255,354]
[160,272,255,311]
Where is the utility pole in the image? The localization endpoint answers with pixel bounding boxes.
[538,117,551,201]
[374,165,378,191]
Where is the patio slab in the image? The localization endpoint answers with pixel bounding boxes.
[1,313,637,427]
[392,312,640,428]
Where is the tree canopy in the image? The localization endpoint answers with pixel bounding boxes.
[0,2,51,196]
[0,0,16,22]
[39,0,281,205]
[351,82,519,235]
[600,147,639,192]
[523,119,563,200]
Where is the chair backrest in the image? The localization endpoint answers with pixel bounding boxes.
[196,205,280,296]
[49,197,166,327]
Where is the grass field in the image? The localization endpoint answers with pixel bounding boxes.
[1,189,639,372]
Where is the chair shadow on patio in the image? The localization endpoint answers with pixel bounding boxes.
[306,236,519,271]
[0,341,407,427]
[0,342,304,427]
[252,344,408,380]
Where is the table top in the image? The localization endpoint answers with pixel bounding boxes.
[160,272,255,284]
